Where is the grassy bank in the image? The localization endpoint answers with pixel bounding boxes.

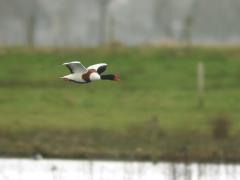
[0,47,240,162]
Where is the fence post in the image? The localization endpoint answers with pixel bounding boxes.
[197,62,205,108]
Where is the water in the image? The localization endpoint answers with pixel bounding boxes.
[0,158,239,180]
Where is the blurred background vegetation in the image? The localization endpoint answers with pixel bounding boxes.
[1,0,240,46]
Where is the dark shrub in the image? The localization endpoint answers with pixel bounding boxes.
[212,115,231,139]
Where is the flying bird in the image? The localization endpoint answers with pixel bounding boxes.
[61,61,119,84]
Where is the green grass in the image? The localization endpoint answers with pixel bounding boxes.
[0,46,240,162]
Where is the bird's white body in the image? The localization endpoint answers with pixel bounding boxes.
[62,74,81,83]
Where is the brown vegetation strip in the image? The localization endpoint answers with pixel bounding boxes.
[1,126,240,163]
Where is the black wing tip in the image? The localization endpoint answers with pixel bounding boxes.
[66,65,73,73]
[97,65,107,74]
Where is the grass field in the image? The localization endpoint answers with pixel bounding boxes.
[0,46,240,162]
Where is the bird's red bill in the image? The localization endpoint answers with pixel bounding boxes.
[114,74,120,81]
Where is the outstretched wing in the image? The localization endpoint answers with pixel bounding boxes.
[63,61,87,74]
[87,63,107,74]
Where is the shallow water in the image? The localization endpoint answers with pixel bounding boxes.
[0,158,239,180]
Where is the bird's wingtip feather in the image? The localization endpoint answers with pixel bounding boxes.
[70,61,81,64]
[63,61,80,65]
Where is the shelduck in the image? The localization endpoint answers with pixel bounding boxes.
[61,61,119,84]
